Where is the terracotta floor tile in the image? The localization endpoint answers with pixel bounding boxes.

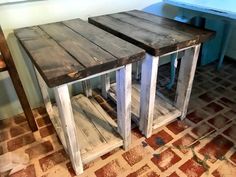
[168,172,179,177]
[179,158,206,177]
[151,148,181,172]
[203,102,224,115]
[212,161,236,177]
[95,159,122,177]
[7,133,35,151]
[101,148,120,160]
[230,152,236,164]
[166,120,189,135]
[172,134,198,154]
[25,140,54,159]
[186,109,208,124]
[9,164,36,177]
[146,130,173,150]
[198,92,218,102]
[36,115,51,127]
[39,149,68,172]
[191,122,215,138]
[122,145,146,166]
[39,125,55,138]
[10,123,30,138]
[126,164,150,177]
[218,97,236,108]
[223,124,236,141]
[143,171,159,177]
[0,131,9,142]
[208,114,230,129]
[14,114,26,124]
[223,110,236,120]
[199,135,234,163]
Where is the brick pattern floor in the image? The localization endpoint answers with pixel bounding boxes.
[0,59,236,177]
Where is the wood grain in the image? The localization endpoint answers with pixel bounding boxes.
[0,26,37,131]
[15,19,145,87]
[89,10,214,56]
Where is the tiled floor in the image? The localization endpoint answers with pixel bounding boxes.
[0,59,236,177]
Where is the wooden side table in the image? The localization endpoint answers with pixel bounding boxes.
[89,10,214,137]
[14,19,144,175]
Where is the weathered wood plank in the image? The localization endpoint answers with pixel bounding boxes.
[0,26,37,131]
[53,85,83,175]
[108,83,181,130]
[63,19,145,62]
[82,80,92,97]
[101,74,110,99]
[52,94,123,163]
[175,44,201,119]
[116,64,132,150]
[139,54,159,138]
[126,10,214,43]
[89,10,214,56]
[40,23,117,68]
[89,15,163,56]
[14,27,85,87]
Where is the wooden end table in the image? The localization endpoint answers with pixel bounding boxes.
[89,10,214,137]
[14,19,145,175]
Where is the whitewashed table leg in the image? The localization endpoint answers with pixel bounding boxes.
[116,64,132,150]
[101,74,110,99]
[139,54,159,138]
[82,80,92,97]
[175,44,201,120]
[54,85,83,175]
[34,67,53,115]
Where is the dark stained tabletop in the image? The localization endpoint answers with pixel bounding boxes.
[89,10,215,56]
[14,19,145,88]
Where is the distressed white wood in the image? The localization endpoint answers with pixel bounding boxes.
[175,44,201,119]
[34,67,53,115]
[139,54,159,138]
[52,94,123,164]
[82,80,92,97]
[101,74,110,98]
[53,85,83,175]
[116,64,132,150]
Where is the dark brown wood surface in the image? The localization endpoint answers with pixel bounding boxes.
[14,19,145,87]
[0,53,7,72]
[89,10,215,56]
[0,26,37,131]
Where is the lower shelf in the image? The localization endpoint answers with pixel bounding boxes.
[108,83,181,129]
[50,94,123,164]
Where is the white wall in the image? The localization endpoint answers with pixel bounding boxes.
[0,0,159,119]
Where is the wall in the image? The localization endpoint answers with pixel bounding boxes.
[0,0,159,119]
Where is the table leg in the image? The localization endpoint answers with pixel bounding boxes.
[82,80,92,97]
[217,22,233,70]
[54,85,83,175]
[135,61,141,80]
[116,64,132,150]
[139,54,159,138]
[101,74,110,99]
[167,53,177,90]
[175,44,201,120]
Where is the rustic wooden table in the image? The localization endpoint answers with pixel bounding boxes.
[14,19,145,175]
[89,10,214,137]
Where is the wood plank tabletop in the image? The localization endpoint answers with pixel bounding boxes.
[89,10,215,56]
[14,19,145,88]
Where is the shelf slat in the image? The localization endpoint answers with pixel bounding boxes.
[108,83,181,129]
[51,94,123,164]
